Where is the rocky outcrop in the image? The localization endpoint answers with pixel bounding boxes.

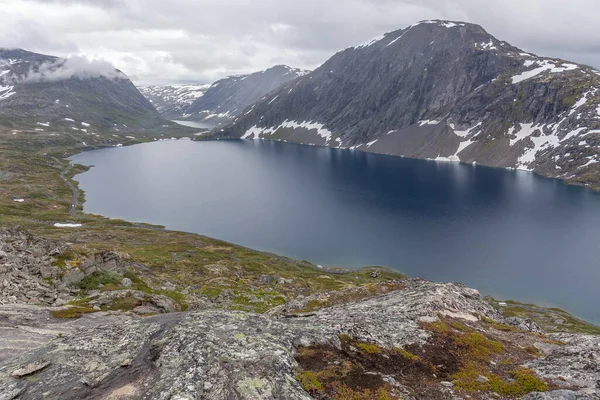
[0,279,598,399]
[212,20,600,188]
[0,228,152,307]
[0,228,69,305]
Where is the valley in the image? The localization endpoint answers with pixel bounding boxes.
[0,15,599,400]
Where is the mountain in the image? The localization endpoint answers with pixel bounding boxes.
[183,65,309,125]
[0,48,166,132]
[137,84,211,119]
[213,20,600,188]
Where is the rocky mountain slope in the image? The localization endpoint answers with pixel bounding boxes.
[212,20,600,188]
[0,227,598,399]
[183,65,309,125]
[137,84,211,119]
[0,48,166,132]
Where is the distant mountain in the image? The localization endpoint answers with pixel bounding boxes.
[183,65,309,125]
[138,84,211,119]
[212,20,600,188]
[0,48,166,133]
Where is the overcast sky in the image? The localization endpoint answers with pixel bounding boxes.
[1,0,599,85]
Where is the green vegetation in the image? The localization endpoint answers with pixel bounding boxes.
[51,306,95,319]
[487,298,600,335]
[77,270,122,290]
[355,342,382,354]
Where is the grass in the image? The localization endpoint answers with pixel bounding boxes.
[51,306,95,319]
[487,298,600,335]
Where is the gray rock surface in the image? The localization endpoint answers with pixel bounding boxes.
[0,279,598,399]
[521,390,590,400]
[213,20,600,187]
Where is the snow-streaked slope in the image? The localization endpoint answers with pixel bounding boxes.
[138,84,211,118]
[212,20,600,187]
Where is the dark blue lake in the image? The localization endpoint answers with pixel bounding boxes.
[69,139,600,323]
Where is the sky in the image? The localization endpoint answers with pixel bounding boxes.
[1,0,599,86]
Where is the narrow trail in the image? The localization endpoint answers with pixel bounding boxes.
[49,156,78,218]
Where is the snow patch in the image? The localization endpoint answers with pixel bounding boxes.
[53,223,82,228]
[242,120,334,143]
[508,123,538,146]
[511,60,578,84]
[418,120,441,126]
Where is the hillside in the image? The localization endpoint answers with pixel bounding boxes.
[0,48,168,133]
[183,65,309,125]
[137,84,211,119]
[213,20,600,188]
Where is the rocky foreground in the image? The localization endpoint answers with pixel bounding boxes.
[0,228,598,400]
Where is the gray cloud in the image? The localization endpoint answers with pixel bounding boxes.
[0,0,599,85]
[13,56,125,84]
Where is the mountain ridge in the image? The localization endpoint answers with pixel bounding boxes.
[210,20,600,188]
[181,64,309,125]
[0,48,167,133]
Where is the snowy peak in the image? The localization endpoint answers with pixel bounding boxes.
[214,20,600,188]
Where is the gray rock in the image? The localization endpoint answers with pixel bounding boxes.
[121,278,133,287]
[11,360,51,377]
[0,280,598,399]
[520,390,582,400]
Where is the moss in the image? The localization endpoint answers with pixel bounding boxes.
[356,342,382,354]
[296,370,323,392]
[455,332,504,362]
[51,306,96,319]
[489,368,549,397]
[394,347,420,361]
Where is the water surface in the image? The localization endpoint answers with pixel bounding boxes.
[70,140,600,323]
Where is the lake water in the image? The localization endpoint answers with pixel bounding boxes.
[69,139,600,323]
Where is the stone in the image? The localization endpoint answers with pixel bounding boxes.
[121,278,132,287]
[11,360,51,377]
[440,381,454,387]
[520,390,580,400]
[476,375,489,383]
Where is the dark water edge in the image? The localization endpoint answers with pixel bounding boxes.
[69,139,600,324]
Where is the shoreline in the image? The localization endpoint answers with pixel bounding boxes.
[62,138,600,328]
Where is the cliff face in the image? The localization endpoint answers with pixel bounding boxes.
[212,20,600,188]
